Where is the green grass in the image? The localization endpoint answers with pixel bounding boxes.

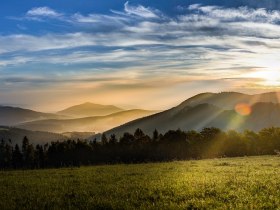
[1,156,280,210]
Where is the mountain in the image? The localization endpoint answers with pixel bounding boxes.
[61,132,95,140]
[0,126,66,145]
[0,106,66,126]
[104,92,280,137]
[57,102,124,118]
[16,109,157,133]
[176,92,280,110]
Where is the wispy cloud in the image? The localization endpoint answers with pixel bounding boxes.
[2,2,280,110]
[72,13,128,24]
[188,4,280,23]
[3,3,280,67]
[123,1,160,18]
[26,7,62,18]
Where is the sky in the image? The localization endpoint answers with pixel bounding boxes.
[1,0,280,112]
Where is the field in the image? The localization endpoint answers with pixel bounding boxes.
[1,156,280,210]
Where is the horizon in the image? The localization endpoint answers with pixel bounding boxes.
[1,0,280,112]
[1,90,280,113]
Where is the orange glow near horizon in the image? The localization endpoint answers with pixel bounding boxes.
[234,103,252,116]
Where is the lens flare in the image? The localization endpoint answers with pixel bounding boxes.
[235,103,251,116]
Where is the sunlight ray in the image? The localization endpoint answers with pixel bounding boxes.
[193,109,224,130]
[224,111,246,131]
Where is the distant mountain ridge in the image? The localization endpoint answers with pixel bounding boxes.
[0,126,66,145]
[1,102,157,134]
[4,92,280,140]
[57,102,124,117]
[0,106,65,126]
[17,109,157,133]
[104,92,280,137]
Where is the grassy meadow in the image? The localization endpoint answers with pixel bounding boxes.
[1,156,280,210]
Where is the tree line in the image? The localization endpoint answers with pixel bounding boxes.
[1,127,280,169]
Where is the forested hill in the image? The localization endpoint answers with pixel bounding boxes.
[0,106,64,125]
[0,126,66,145]
[105,92,280,137]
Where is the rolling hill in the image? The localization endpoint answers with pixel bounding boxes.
[17,109,157,133]
[61,132,95,140]
[104,92,280,137]
[0,126,66,145]
[175,92,280,110]
[0,106,66,126]
[57,102,124,117]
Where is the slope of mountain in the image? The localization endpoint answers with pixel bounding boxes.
[0,106,66,126]
[0,126,66,145]
[105,104,223,137]
[57,102,124,117]
[61,132,95,140]
[104,92,280,137]
[176,91,280,110]
[17,109,157,133]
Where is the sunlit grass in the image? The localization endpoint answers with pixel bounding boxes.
[0,156,280,209]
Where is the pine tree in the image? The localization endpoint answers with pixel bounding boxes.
[134,128,145,140]
[153,129,159,141]
[109,134,117,145]
[0,139,5,168]
[101,133,108,146]
[12,144,23,169]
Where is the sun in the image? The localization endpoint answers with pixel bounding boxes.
[246,55,280,87]
[258,70,280,86]
[249,69,280,87]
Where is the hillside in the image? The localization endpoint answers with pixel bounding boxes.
[0,106,66,126]
[17,109,157,133]
[57,102,124,117]
[176,92,280,110]
[0,126,66,145]
[105,92,280,137]
[61,132,95,140]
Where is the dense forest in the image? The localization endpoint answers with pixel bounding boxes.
[1,127,280,169]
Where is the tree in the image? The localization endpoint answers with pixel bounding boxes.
[0,139,5,168]
[259,127,280,154]
[152,129,159,141]
[12,144,23,169]
[35,145,45,168]
[200,127,221,141]
[22,136,35,168]
[22,136,29,160]
[134,128,145,140]
[109,134,117,145]
[4,143,13,168]
[119,132,135,145]
[101,133,108,146]
[0,139,13,168]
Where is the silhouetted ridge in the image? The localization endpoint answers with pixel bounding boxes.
[0,126,66,145]
[17,109,157,133]
[0,106,65,126]
[104,92,280,138]
[57,102,124,117]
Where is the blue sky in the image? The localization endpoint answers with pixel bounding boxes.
[1,0,280,111]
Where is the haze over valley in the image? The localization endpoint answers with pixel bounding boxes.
[0,102,157,141]
[2,92,280,144]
